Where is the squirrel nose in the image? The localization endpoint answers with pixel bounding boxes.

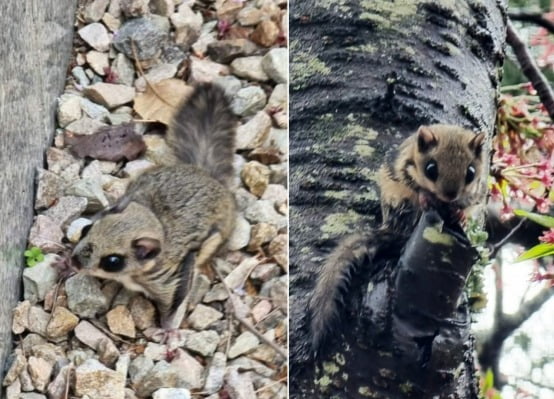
[444,191,457,201]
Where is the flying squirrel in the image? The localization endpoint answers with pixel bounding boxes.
[71,83,237,332]
[308,124,486,353]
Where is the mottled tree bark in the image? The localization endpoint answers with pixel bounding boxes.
[0,0,76,384]
[290,0,506,397]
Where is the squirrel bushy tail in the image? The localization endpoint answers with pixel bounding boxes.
[309,227,404,354]
[167,83,236,186]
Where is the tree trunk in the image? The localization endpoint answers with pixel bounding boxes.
[289,1,506,397]
[0,1,76,383]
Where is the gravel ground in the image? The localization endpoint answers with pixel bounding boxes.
[2,0,288,398]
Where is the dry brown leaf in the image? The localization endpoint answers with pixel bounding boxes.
[133,79,193,125]
[66,124,145,162]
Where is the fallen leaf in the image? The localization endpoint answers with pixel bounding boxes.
[133,79,193,125]
[66,124,145,162]
[248,147,282,164]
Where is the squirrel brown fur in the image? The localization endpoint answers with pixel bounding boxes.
[308,125,485,353]
[72,83,237,330]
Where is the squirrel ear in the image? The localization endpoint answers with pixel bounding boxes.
[133,238,161,260]
[469,132,485,157]
[417,126,438,153]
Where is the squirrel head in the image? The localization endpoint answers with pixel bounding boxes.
[71,202,165,280]
[408,125,485,204]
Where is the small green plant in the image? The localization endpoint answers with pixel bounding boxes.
[24,247,45,267]
[480,369,502,399]
[513,209,554,262]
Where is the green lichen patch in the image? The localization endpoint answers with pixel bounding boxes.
[346,43,376,53]
[321,210,362,235]
[358,386,376,397]
[422,226,455,246]
[354,143,375,158]
[400,381,414,394]
[359,0,420,29]
[323,360,341,375]
[291,40,331,88]
[324,190,351,200]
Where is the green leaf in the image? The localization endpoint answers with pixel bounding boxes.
[27,259,37,267]
[513,209,554,228]
[23,250,32,258]
[36,253,45,262]
[516,243,554,262]
[484,369,494,391]
[30,247,41,256]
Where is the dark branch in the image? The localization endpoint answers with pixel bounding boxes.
[479,284,554,388]
[500,285,554,332]
[508,11,554,34]
[506,20,554,121]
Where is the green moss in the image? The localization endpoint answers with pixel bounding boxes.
[347,43,377,53]
[317,0,351,12]
[359,0,420,28]
[323,361,340,375]
[291,42,331,88]
[423,226,455,246]
[334,352,346,366]
[400,381,414,394]
[354,143,375,158]
[315,374,332,389]
[354,189,378,203]
[324,190,351,200]
[321,210,361,235]
[358,386,374,397]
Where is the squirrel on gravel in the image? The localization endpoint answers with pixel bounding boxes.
[72,83,237,331]
[308,125,486,353]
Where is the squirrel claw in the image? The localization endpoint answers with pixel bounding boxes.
[144,327,186,350]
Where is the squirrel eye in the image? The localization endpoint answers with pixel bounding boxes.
[424,160,438,182]
[100,255,125,272]
[466,165,476,184]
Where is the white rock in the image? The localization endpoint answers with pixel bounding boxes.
[122,159,156,179]
[28,215,64,252]
[23,254,59,304]
[187,304,223,330]
[135,63,177,91]
[203,352,226,394]
[112,53,135,86]
[188,56,230,84]
[184,330,220,357]
[78,23,111,52]
[83,83,136,109]
[86,50,110,75]
[65,116,108,135]
[236,111,271,150]
[151,0,174,17]
[27,356,54,391]
[152,388,191,399]
[227,215,251,251]
[102,12,122,32]
[74,359,125,399]
[225,368,256,399]
[80,98,110,121]
[170,4,202,30]
[224,256,259,290]
[231,56,269,82]
[262,48,288,83]
[231,86,267,116]
[66,218,93,243]
[57,94,82,128]
[82,0,110,22]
